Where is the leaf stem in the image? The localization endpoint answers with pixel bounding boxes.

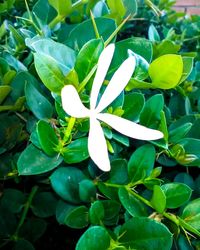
[63,117,76,142]
[13,186,38,238]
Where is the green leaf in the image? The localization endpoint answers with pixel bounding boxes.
[169,123,192,143]
[0,85,12,104]
[75,39,104,83]
[1,189,26,213]
[151,185,166,213]
[36,120,59,156]
[154,40,181,58]
[123,92,145,121]
[149,54,183,89]
[79,179,96,202]
[181,198,200,231]
[34,53,65,93]
[31,192,57,218]
[173,138,200,166]
[56,200,76,224]
[67,17,116,50]
[148,24,160,42]
[101,200,121,226]
[19,218,47,242]
[64,205,89,229]
[17,144,62,175]
[119,217,173,250]
[109,159,128,184]
[76,226,111,250]
[62,138,89,164]
[128,144,156,182]
[140,94,164,128]
[13,240,35,250]
[161,183,192,209]
[27,38,75,75]
[48,0,72,16]
[179,57,194,84]
[109,37,153,80]
[119,187,148,217]
[89,201,104,225]
[25,81,53,120]
[50,167,86,204]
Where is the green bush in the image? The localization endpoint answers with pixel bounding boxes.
[0,0,200,249]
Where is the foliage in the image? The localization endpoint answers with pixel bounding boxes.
[0,0,200,249]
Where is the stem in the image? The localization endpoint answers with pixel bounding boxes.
[78,65,97,93]
[128,188,154,208]
[63,117,76,142]
[90,11,100,39]
[145,0,162,16]
[14,186,38,237]
[105,15,130,46]
[49,15,64,29]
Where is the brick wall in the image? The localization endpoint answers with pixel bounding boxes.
[174,0,200,15]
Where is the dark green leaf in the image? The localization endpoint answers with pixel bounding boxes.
[79,179,96,202]
[17,144,62,175]
[76,226,111,250]
[50,167,86,204]
[161,183,192,209]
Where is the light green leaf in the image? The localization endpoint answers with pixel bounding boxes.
[149,54,183,89]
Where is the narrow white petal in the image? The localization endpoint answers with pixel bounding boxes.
[61,85,90,118]
[96,56,136,113]
[90,44,115,110]
[97,113,164,140]
[88,117,111,171]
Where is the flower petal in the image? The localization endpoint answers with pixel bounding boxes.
[96,55,136,113]
[88,117,110,171]
[97,113,164,140]
[61,85,90,118]
[90,44,115,110]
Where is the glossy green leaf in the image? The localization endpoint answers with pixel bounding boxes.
[79,179,96,202]
[67,17,116,50]
[119,187,147,217]
[151,185,166,213]
[169,123,192,143]
[76,226,110,250]
[25,81,53,120]
[75,39,104,83]
[56,200,76,224]
[65,205,89,229]
[128,144,156,182]
[174,138,200,166]
[17,144,62,175]
[62,138,89,164]
[161,183,192,209]
[89,201,105,225]
[123,92,145,121]
[36,120,59,156]
[27,38,75,75]
[109,159,128,184]
[101,200,121,226]
[34,53,65,93]
[50,167,86,204]
[119,217,173,250]
[140,94,164,128]
[149,54,183,89]
[181,198,200,231]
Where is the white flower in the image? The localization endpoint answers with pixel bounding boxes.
[61,44,163,171]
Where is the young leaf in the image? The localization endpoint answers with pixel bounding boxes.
[128,144,156,182]
[161,183,192,209]
[151,185,166,213]
[149,54,183,89]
